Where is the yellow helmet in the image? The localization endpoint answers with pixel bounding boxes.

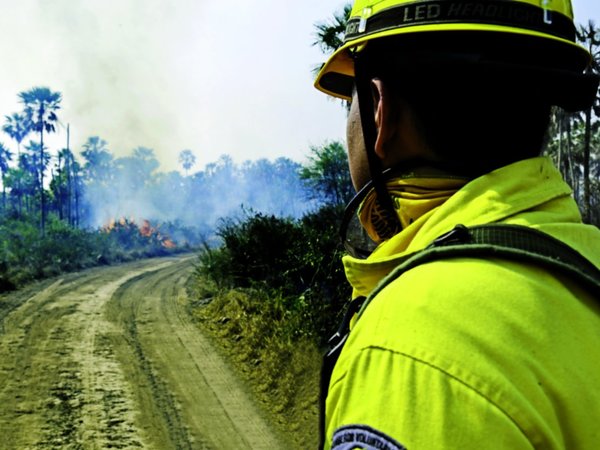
[315,0,592,101]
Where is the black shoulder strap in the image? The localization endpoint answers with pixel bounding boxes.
[319,223,600,449]
[361,223,600,316]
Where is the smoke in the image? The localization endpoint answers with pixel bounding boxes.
[0,0,348,174]
[80,149,321,244]
[0,0,208,171]
[0,0,347,239]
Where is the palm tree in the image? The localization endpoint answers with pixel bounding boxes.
[576,21,600,222]
[24,140,50,209]
[3,113,30,159]
[81,136,113,184]
[313,3,352,54]
[20,142,47,214]
[68,157,84,227]
[178,149,196,176]
[19,87,62,233]
[4,168,25,215]
[3,113,30,216]
[0,143,13,211]
[300,141,353,206]
[131,146,159,186]
[549,108,578,190]
[313,3,352,110]
[54,148,77,223]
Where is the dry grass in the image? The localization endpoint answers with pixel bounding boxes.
[189,287,321,450]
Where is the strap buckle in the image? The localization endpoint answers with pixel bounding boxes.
[431,224,471,247]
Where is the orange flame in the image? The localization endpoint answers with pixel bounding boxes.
[139,219,153,237]
[162,239,176,249]
[102,217,177,248]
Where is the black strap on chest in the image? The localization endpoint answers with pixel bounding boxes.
[318,223,600,449]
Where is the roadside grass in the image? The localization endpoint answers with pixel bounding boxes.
[187,279,321,450]
[184,207,350,449]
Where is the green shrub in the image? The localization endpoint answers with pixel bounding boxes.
[295,205,350,343]
[189,205,353,448]
[0,213,183,291]
[195,205,351,344]
[198,213,303,291]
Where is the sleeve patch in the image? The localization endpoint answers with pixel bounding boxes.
[331,424,407,450]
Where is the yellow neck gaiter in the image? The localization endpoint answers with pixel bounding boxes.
[358,176,469,243]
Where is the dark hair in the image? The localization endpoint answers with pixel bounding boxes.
[359,32,583,174]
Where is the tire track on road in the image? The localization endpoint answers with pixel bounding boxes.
[0,255,289,449]
[0,258,184,449]
[106,258,289,449]
[73,260,175,449]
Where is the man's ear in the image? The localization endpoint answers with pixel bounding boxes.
[371,78,396,160]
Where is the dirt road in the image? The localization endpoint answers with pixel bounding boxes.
[0,255,289,449]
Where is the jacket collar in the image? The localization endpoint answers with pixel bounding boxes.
[343,157,578,297]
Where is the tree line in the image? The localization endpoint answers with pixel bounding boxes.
[0,87,353,236]
[0,84,351,290]
[545,21,600,224]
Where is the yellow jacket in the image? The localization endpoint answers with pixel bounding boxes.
[325,157,600,449]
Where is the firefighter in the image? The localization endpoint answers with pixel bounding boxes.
[314,0,600,449]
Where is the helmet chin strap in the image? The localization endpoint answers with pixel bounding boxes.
[353,54,402,241]
[339,160,455,258]
[339,167,403,259]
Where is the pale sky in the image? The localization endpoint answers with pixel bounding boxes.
[0,0,598,173]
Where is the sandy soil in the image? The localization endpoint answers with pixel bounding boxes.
[0,255,289,449]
